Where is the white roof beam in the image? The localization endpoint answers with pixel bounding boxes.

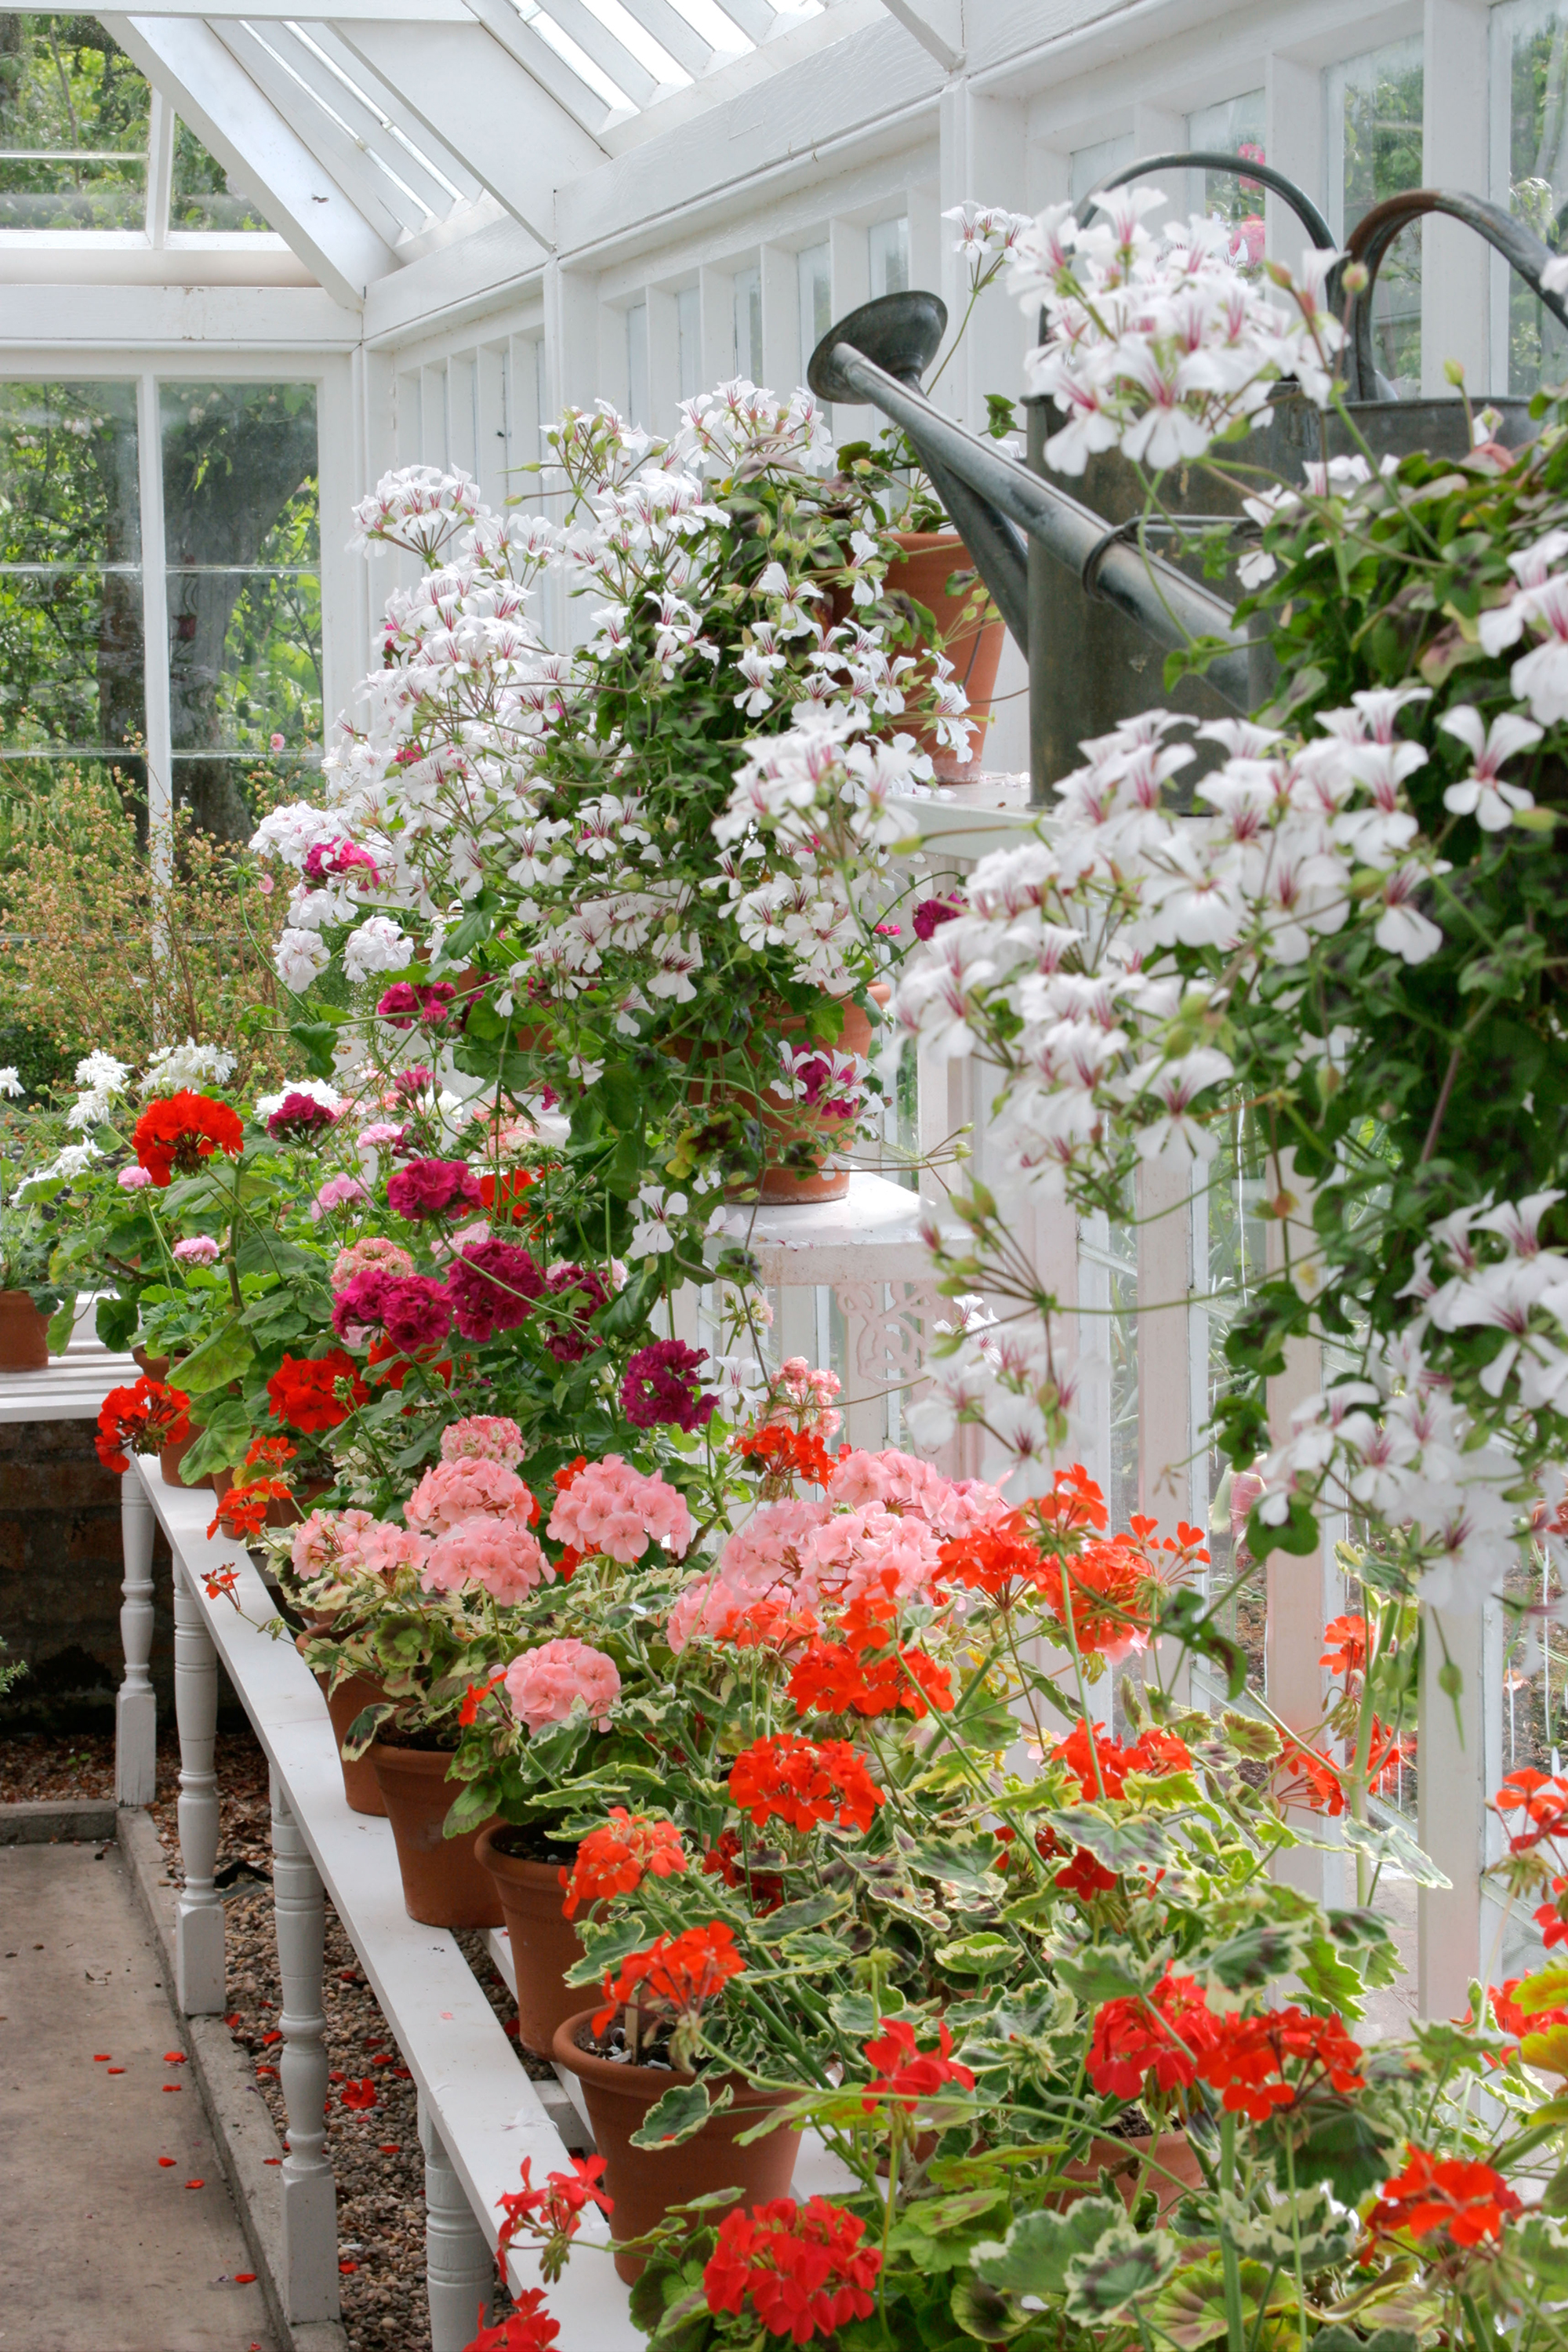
[336,19,607,245]
[249,20,472,220]
[100,13,397,300]
[210,20,432,234]
[303,23,485,202]
[707,0,777,44]
[618,0,717,79]
[528,0,659,107]
[460,0,619,140]
[873,0,962,71]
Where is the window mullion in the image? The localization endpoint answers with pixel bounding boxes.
[137,372,172,884]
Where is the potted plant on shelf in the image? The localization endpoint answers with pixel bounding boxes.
[0,1183,67,1371]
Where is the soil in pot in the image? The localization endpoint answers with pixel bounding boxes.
[552,2007,801,2284]
[0,1290,49,1372]
[305,1650,390,1818]
[370,1743,503,1928]
[475,1824,585,2056]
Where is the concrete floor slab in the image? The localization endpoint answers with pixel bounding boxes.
[0,1839,278,2352]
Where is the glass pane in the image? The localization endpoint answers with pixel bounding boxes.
[1331,38,1425,396]
[162,382,319,838]
[1503,0,1568,391]
[797,241,830,370]
[1070,132,1134,208]
[676,285,700,404]
[169,118,271,232]
[167,566,321,751]
[731,264,760,380]
[0,16,149,229]
[0,565,143,746]
[867,216,909,299]
[1186,89,1266,248]
[0,381,140,564]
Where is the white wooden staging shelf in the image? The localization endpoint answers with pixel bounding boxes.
[128,1455,854,2352]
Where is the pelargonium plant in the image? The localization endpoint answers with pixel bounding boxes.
[466,1396,1568,2347]
[887,183,1568,1846]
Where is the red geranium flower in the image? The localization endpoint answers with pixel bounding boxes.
[132,1091,245,1185]
[735,1423,838,1490]
[1494,1768,1568,1853]
[559,1811,688,1919]
[1194,2006,1364,2122]
[1086,1973,1214,2099]
[702,2198,880,2344]
[267,1351,368,1433]
[463,2290,561,2352]
[702,1828,785,1913]
[1033,1461,1109,1534]
[1275,1737,1347,1817]
[1367,2147,1521,2248]
[207,1478,292,1541]
[593,1922,744,2035]
[1051,1719,1191,1800]
[787,1592,953,1721]
[95,1377,191,1473]
[495,2154,612,2262]
[477,1167,536,1227]
[1054,1844,1119,1900]
[728,1733,884,1837]
[1320,1613,1370,1677]
[859,2017,975,2113]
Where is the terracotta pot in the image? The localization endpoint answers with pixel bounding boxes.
[474,1826,586,2056]
[0,1290,49,1371]
[370,1744,503,1927]
[1060,2132,1204,2219]
[158,1429,210,1488]
[309,1656,390,1818]
[683,983,890,1206]
[132,1345,169,1378]
[835,529,1006,784]
[552,2008,802,2284]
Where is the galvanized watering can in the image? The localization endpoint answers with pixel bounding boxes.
[807,157,1568,802]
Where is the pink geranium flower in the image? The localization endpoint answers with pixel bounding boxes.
[545,1455,693,1564]
[504,1639,621,1733]
[421,1516,550,1605]
[405,1457,537,1534]
[440,1415,525,1468]
[332,1237,415,1284]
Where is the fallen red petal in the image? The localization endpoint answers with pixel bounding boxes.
[261,2029,282,2045]
[93,2053,112,2062]
[224,2013,244,2029]
[162,2085,181,2093]
[158,2158,176,2169]
[234,2273,256,2285]
[263,2158,281,2167]
[377,2143,399,2154]
[339,2261,358,2274]
[107,2066,126,2074]
[164,2051,187,2063]
[185,2180,205,2190]
[338,1969,359,1983]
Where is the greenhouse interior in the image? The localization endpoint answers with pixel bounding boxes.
[13,0,1568,2345]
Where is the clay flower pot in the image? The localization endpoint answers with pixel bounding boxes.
[0,1290,49,1372]
[831,528,1005,784]
[303,1648,389,1818]
[474,1827,586,2056]
[1061,2131,1204,2219]
[159,1430,209,1487]
[687,982,890,1206]
[370,1744,503,1928]
[551,2007,801,2283]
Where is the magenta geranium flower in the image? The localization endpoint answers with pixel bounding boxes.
[621,1339,718,1433]
[445,1238,545,1341]
[385,1158,483,1220]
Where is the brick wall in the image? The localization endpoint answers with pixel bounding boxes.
[0,1418,176,1730]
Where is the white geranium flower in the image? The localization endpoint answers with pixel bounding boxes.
[1438,705,1542,831]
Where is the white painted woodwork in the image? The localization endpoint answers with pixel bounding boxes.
[878,0,964,73]
[1421,0,1491,395]
[101,13,397,304]
[273,1773,343,2323]
[172,1558,227,2013]
[421,2095,495,2352]
[117,1470,159,1809]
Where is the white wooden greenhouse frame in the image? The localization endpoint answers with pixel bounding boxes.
[0,0,1546,2335]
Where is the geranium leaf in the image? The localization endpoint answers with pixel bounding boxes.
[1048,1806,1173,1876]
[1340,1812,1450,1889]
[1050,1946,1153,2006]
[763,1890,851,1939]
[1202,1918,1312,1993]
[949,2276,1029,2342]
[1062,2220,1178,2319]
[970,2195,1122,2297]
[631,2080,731,2149]
[934,1934,1017,1976]
[175,1321,256,1395]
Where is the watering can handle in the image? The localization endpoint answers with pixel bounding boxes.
[1343,187,1568,400]
[1076,151,1336,256]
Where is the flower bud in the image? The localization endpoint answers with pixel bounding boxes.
[1341,262,1370,295]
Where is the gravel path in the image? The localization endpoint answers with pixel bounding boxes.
[4,1726,554,2352]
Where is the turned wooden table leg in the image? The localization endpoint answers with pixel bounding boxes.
[421,2092,494,2352]
[172,1558,224,2013]
[271,1773,341,2324]
[115,1467,157,1807]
